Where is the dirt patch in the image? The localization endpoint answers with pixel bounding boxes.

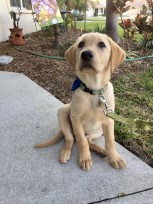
[0,29,152,167]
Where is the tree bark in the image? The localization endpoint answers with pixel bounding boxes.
[105,0,120,43]
[53,24,62,48]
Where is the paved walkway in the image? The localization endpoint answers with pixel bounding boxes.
[0,71,153,204]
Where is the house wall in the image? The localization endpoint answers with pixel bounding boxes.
[0,0,40,42]
[87,1,106,17]
[86,8,94,17]
[124,0,147,17]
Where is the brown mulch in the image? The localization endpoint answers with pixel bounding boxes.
[0,29,152,167]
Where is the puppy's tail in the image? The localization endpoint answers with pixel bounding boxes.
[34,131,63,148]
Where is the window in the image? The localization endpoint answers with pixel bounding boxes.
[10,0,32,10]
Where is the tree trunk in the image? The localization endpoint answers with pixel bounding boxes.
[53,24,62,48]
[105,0,120,43]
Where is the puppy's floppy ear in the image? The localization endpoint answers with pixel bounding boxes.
[108,37,126,72]
[65,44,76,68]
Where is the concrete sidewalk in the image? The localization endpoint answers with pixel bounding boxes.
[0,71,153,204]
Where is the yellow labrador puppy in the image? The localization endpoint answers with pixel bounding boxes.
[35,33,126,170]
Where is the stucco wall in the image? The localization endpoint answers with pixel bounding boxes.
[0,0,40,42]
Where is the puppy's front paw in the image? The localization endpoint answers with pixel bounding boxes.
[79,151,92,170]
[59,148,71,164]
[108,153,126,169]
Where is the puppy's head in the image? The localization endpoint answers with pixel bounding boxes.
[65,33,126,75]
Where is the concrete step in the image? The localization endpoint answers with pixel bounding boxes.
[0,71,153,204]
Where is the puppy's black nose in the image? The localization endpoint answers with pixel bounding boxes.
[81,50,94,60]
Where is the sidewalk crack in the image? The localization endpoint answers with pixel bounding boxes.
[87,187,153,204]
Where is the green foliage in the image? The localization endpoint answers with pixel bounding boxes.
[126,50,139,58]
[86,23,105,33]
[41,25,54,36]
[57,41,74,57]
[119,19,137,39]
[65,14,72,28]
[146,40,153,48]
[56,0,65,9]
[139,38,153,49]
[76,19,123,37]
[77,14,85,21]
[10,8,22,28]
[113,68,153,153]
[65,0,87,12]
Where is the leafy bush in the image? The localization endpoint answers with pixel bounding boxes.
[86,24,105,33]
[57,41,74,57]
[77,14,84,21]
[133,14,153,48]
[119,19,137,39]
[41,25,54,36]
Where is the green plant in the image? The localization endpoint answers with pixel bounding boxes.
[112,0,135,49]
[57,41,74,56]
[10,8,22,28]
[133,2,153,48]
[119,19,137,39]
[113,68,153,155]
[86,23,105,33]
[145,39,153,48]
[65,13,73,28]
[138,38,153,48]
[126,50,139,58]
[41,25,54,36]
[77,13,84,21]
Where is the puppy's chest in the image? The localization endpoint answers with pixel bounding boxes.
[81,99,105,132]
[71,91,109,120]
[88,98,105,118]
[78,96,105,122]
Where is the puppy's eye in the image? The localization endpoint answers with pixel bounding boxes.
[78,41,85,48]
[98,42,105,48]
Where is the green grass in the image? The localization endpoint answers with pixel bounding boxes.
[85,16,105,21]
[76,20,124,37]
[76,20,105,30]
[113,68,153,154]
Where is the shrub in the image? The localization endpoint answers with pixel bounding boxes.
[119,19,137,39]
[133,14,153,48]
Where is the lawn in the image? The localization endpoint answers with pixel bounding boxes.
[113,68,153,160]
[76,17,123,36]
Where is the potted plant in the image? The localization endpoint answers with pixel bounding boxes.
[9,8,26,46]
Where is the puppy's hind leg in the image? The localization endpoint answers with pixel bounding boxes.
[58,105,74,164]
[87,134,106,156]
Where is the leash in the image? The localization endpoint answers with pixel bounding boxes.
[101,95,153,132]
[106,112,153,132]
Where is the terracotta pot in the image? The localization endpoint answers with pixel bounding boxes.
[9,28,26,46]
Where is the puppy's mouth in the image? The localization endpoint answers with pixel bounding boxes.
[80,61,95,70]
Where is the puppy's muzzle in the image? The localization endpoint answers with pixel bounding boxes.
[81,50,94,70]
[81,50,94,61]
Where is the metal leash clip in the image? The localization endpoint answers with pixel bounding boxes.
[99,95,109,109]
[104,108,114,116]
[99,95,114,115]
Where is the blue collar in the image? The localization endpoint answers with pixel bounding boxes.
[71,77,107,95]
